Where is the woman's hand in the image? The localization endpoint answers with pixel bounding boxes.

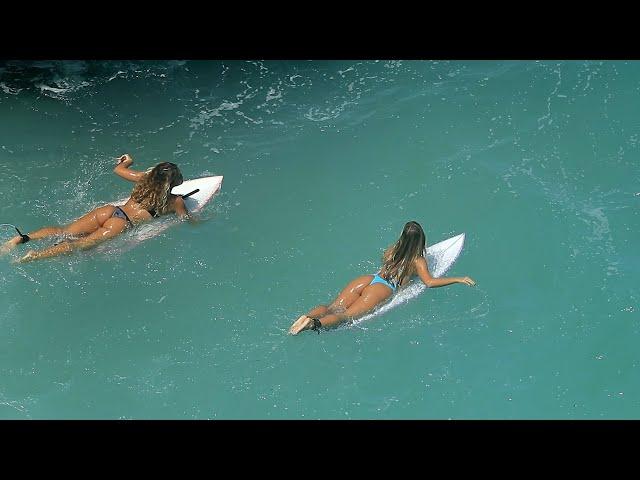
[458,276,476,286]
[116,154,133,168]
[114,155,145,182]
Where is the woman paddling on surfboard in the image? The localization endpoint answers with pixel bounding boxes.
[1,154,189,263]
[289,221,476,335]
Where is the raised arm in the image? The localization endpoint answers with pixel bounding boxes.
[113,154,146,182]
[414,256,475,288]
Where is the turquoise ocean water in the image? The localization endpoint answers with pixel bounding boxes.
[0,60,638,419]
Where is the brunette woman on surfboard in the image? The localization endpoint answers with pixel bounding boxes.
[289,221,476,335]
[1,154,188,262]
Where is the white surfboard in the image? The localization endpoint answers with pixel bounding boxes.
[110,175,223,246]
[170,176,224,213]
[353,233,466,324]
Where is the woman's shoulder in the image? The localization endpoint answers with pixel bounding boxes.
[413,255,429,273]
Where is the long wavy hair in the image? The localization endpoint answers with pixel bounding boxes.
[130,162,183,215]
[379,221,426,287]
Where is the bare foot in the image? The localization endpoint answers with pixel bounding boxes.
[1,236,22,255]
[18,250,38,264]
[289,315,313,335]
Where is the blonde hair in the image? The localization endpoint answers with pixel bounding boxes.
[130,162,183,216]
[379,221,426,287]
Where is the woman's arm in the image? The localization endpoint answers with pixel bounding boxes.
[113,154,146,182]
[414,256,475,288]
[173,196,191,220]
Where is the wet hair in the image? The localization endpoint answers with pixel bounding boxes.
[130,162,183,216]
[379,221,426,287]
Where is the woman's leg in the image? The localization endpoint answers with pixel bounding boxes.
[326,275,375,313]
[289,275,381,334]
[33,205,116,238]
[2,205,116,253]
[305,305,330,318]
[303,275,374,317]
[292,275,374,328]
[19,217,127,263]
[316,283,393,329]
